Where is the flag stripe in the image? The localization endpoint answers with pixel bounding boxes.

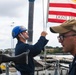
[48,18,66,23]
[49,7,76,13]
[49,3,76,8]
[49,0,75,3]
[49,11,76,17]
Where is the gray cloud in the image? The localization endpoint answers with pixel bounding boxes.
[0,0,27,17]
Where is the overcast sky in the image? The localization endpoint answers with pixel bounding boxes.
[0,0,62,50]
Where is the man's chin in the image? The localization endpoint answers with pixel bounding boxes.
[63,49,68,53]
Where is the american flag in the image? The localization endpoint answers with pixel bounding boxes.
[47,0,76,23]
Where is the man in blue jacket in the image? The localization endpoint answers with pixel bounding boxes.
[49,19,76,75]
[12,26,48,75]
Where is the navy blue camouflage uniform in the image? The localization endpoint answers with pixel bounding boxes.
[69,55,76,75]
[15,36,48,75]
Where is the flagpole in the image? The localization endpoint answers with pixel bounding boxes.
[42,0,50,74]
[42,0,46,74]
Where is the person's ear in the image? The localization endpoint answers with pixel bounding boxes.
[18,34,21,38]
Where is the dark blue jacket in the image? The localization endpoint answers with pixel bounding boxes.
[69,55,76,75]
[15,36,48,75]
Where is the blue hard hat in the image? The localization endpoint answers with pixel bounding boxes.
[12,26,27,38]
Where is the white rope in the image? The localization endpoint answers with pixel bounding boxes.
[42,0,45,31]
[42,0,47,31]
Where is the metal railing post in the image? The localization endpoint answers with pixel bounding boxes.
[6,63,9,75]
[54,60,60,75]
